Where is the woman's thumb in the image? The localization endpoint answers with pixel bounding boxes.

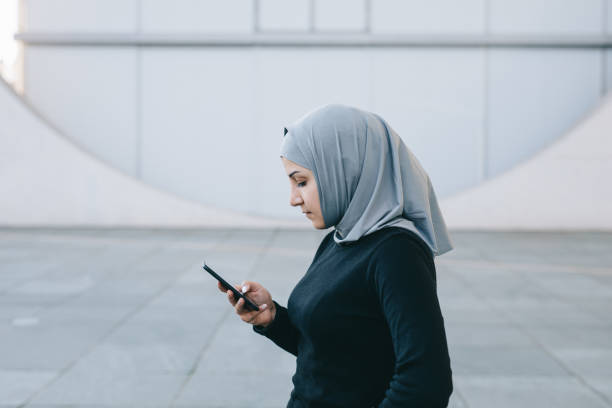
[240,280,252,293]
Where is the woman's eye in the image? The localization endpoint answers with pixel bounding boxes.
[297,181,306,187]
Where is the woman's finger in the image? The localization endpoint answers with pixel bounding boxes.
[245,313,258,324]
[239,307,255,321]
[236,297,258,315]
[235,297,246,314]
[239,303,268,323]
[227,290,237,306]
[240,281,249,293]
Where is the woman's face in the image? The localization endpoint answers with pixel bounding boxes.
[281,157,325,229]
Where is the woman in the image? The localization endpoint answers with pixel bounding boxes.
[218,104,454,407]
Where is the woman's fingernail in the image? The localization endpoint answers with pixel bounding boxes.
[241,286,247,293]
[261,304,267,310]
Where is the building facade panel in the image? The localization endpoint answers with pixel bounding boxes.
[606,50,612,93]
[313,0,366,32]
[259,0,310,31]
[15,0,611,220]
[253,48,371,217]
[487,49,602,177]
[24,46,139,176]
[370,48,485,197]
[608,0,612,34]
[371,0,486,34]
[22,0,138,33]
[140,48,258,214]
[140,0,254,33]
[489,0,603,34]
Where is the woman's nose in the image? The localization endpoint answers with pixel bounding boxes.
[290,191,303,206]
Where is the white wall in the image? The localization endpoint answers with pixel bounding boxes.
[607,50,612,93]
[608,0,612,92]
[22,0,139,32]
[489,0,603,34]
[24,46,139,176]
[487,49,602,177]
[608,0,612,34]
[371,0,486,34]
[259,0,310,31]
[4,75,611,229]
[12,0,612,227]
[440,92,612,230]
[140,0,253,33]
[0,78,304,227]
[140,49,260,215]
[369,49,485,194]
[314,0,366,32]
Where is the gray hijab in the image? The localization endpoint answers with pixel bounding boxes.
[280,104,453,257]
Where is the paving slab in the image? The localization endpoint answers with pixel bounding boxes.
[455,376,610,408]
[0,370,56,407]
[0,228,610,407]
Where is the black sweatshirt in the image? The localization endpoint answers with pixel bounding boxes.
[253,226,453,408]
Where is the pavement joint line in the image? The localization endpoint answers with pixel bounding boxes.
[169,228,280,407]
[14,232,230,408]
[448,265,612,408]
[165,227,242,406]
[508,265,612,395]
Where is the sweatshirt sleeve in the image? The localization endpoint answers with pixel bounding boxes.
[369,235,453,407]
[252,300,299,356]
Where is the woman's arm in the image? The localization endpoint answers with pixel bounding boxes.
[252,300,299,356]
[369,235,453,407]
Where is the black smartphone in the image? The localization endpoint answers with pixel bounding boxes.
[203,260,260,311]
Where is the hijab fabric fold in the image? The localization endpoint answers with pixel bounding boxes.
[280,104,453,257]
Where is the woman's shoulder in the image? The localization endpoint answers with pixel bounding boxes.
[368,227,434,264]
[366,227,437,286]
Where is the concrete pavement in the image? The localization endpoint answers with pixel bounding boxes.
[0,228,611,407]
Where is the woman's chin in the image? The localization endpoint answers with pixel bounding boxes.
[312,220,325,229]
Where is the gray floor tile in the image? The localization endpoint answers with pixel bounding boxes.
[28,369,186,406]
[173,370,294,407]
[456,375,610,408]
[0,228,611,407]
[550,349,612,377]
[450,345,570,376]
[0,370,57,406]
[585,376,612,404]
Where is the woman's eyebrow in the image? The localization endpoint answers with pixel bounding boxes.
[288,171,302,178]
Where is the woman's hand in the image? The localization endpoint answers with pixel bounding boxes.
[217,280,277,327]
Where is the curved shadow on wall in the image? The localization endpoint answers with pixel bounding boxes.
[0,77,305,227]
[440,91,612,229]
[4,74,609,228]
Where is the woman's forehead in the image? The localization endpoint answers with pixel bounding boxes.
[282,157,308,172]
